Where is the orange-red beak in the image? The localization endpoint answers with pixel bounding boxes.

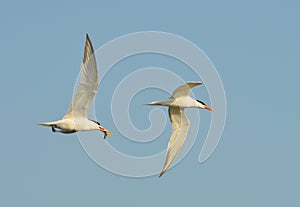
[204,106,215,112]
[99,126,112,139]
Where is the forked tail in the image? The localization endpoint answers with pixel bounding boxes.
[37,121,57,127]
[145,99,173,106]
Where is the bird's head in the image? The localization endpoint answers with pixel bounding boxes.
[196,100,214,112]
[91,120,112,139]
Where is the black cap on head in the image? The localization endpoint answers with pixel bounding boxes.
[196,100,207,106]
[91,120,101,125]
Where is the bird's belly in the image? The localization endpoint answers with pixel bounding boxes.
[58,118,96,131]
[59,129,77,134]
[55,119,76,131]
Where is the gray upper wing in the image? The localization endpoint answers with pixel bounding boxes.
[172,82,202,98]
[64,34,98,119]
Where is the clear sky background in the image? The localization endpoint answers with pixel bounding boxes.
[1,0,299,206]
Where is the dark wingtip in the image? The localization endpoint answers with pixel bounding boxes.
[82,33,94,63]
[85,33,92,46]
[159,171,165,178]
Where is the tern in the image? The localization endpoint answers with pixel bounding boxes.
[38,34,111,138]
[146,82,214,177]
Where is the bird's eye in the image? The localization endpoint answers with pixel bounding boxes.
[196,100,206,105]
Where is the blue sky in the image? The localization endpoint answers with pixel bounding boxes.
[1,0,299,206]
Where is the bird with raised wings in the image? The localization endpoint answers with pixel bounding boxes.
[38,34,111,139]
[146,82,214,177]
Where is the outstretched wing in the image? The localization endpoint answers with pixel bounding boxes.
[63,34,98,119]
[172,82,202,98]
[159,106,190,177]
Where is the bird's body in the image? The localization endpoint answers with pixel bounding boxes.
[38,118,102,134]
[148,96,202,108]
[146,82,214,177]
[38,34,111,138]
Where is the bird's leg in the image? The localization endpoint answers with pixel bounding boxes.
[51,126,57,133]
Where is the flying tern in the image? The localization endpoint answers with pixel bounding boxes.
[146,82,214,177]
[38,34,111,138]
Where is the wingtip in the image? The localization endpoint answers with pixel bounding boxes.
[83,33,94,63]
[144,101,162,106]
[159,171,166,177]
[186,81,202,85]
[85,33,91,44]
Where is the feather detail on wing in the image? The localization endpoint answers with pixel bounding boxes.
[159,106,190,177]
[64,34,98,119]
[172,82,202,98]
